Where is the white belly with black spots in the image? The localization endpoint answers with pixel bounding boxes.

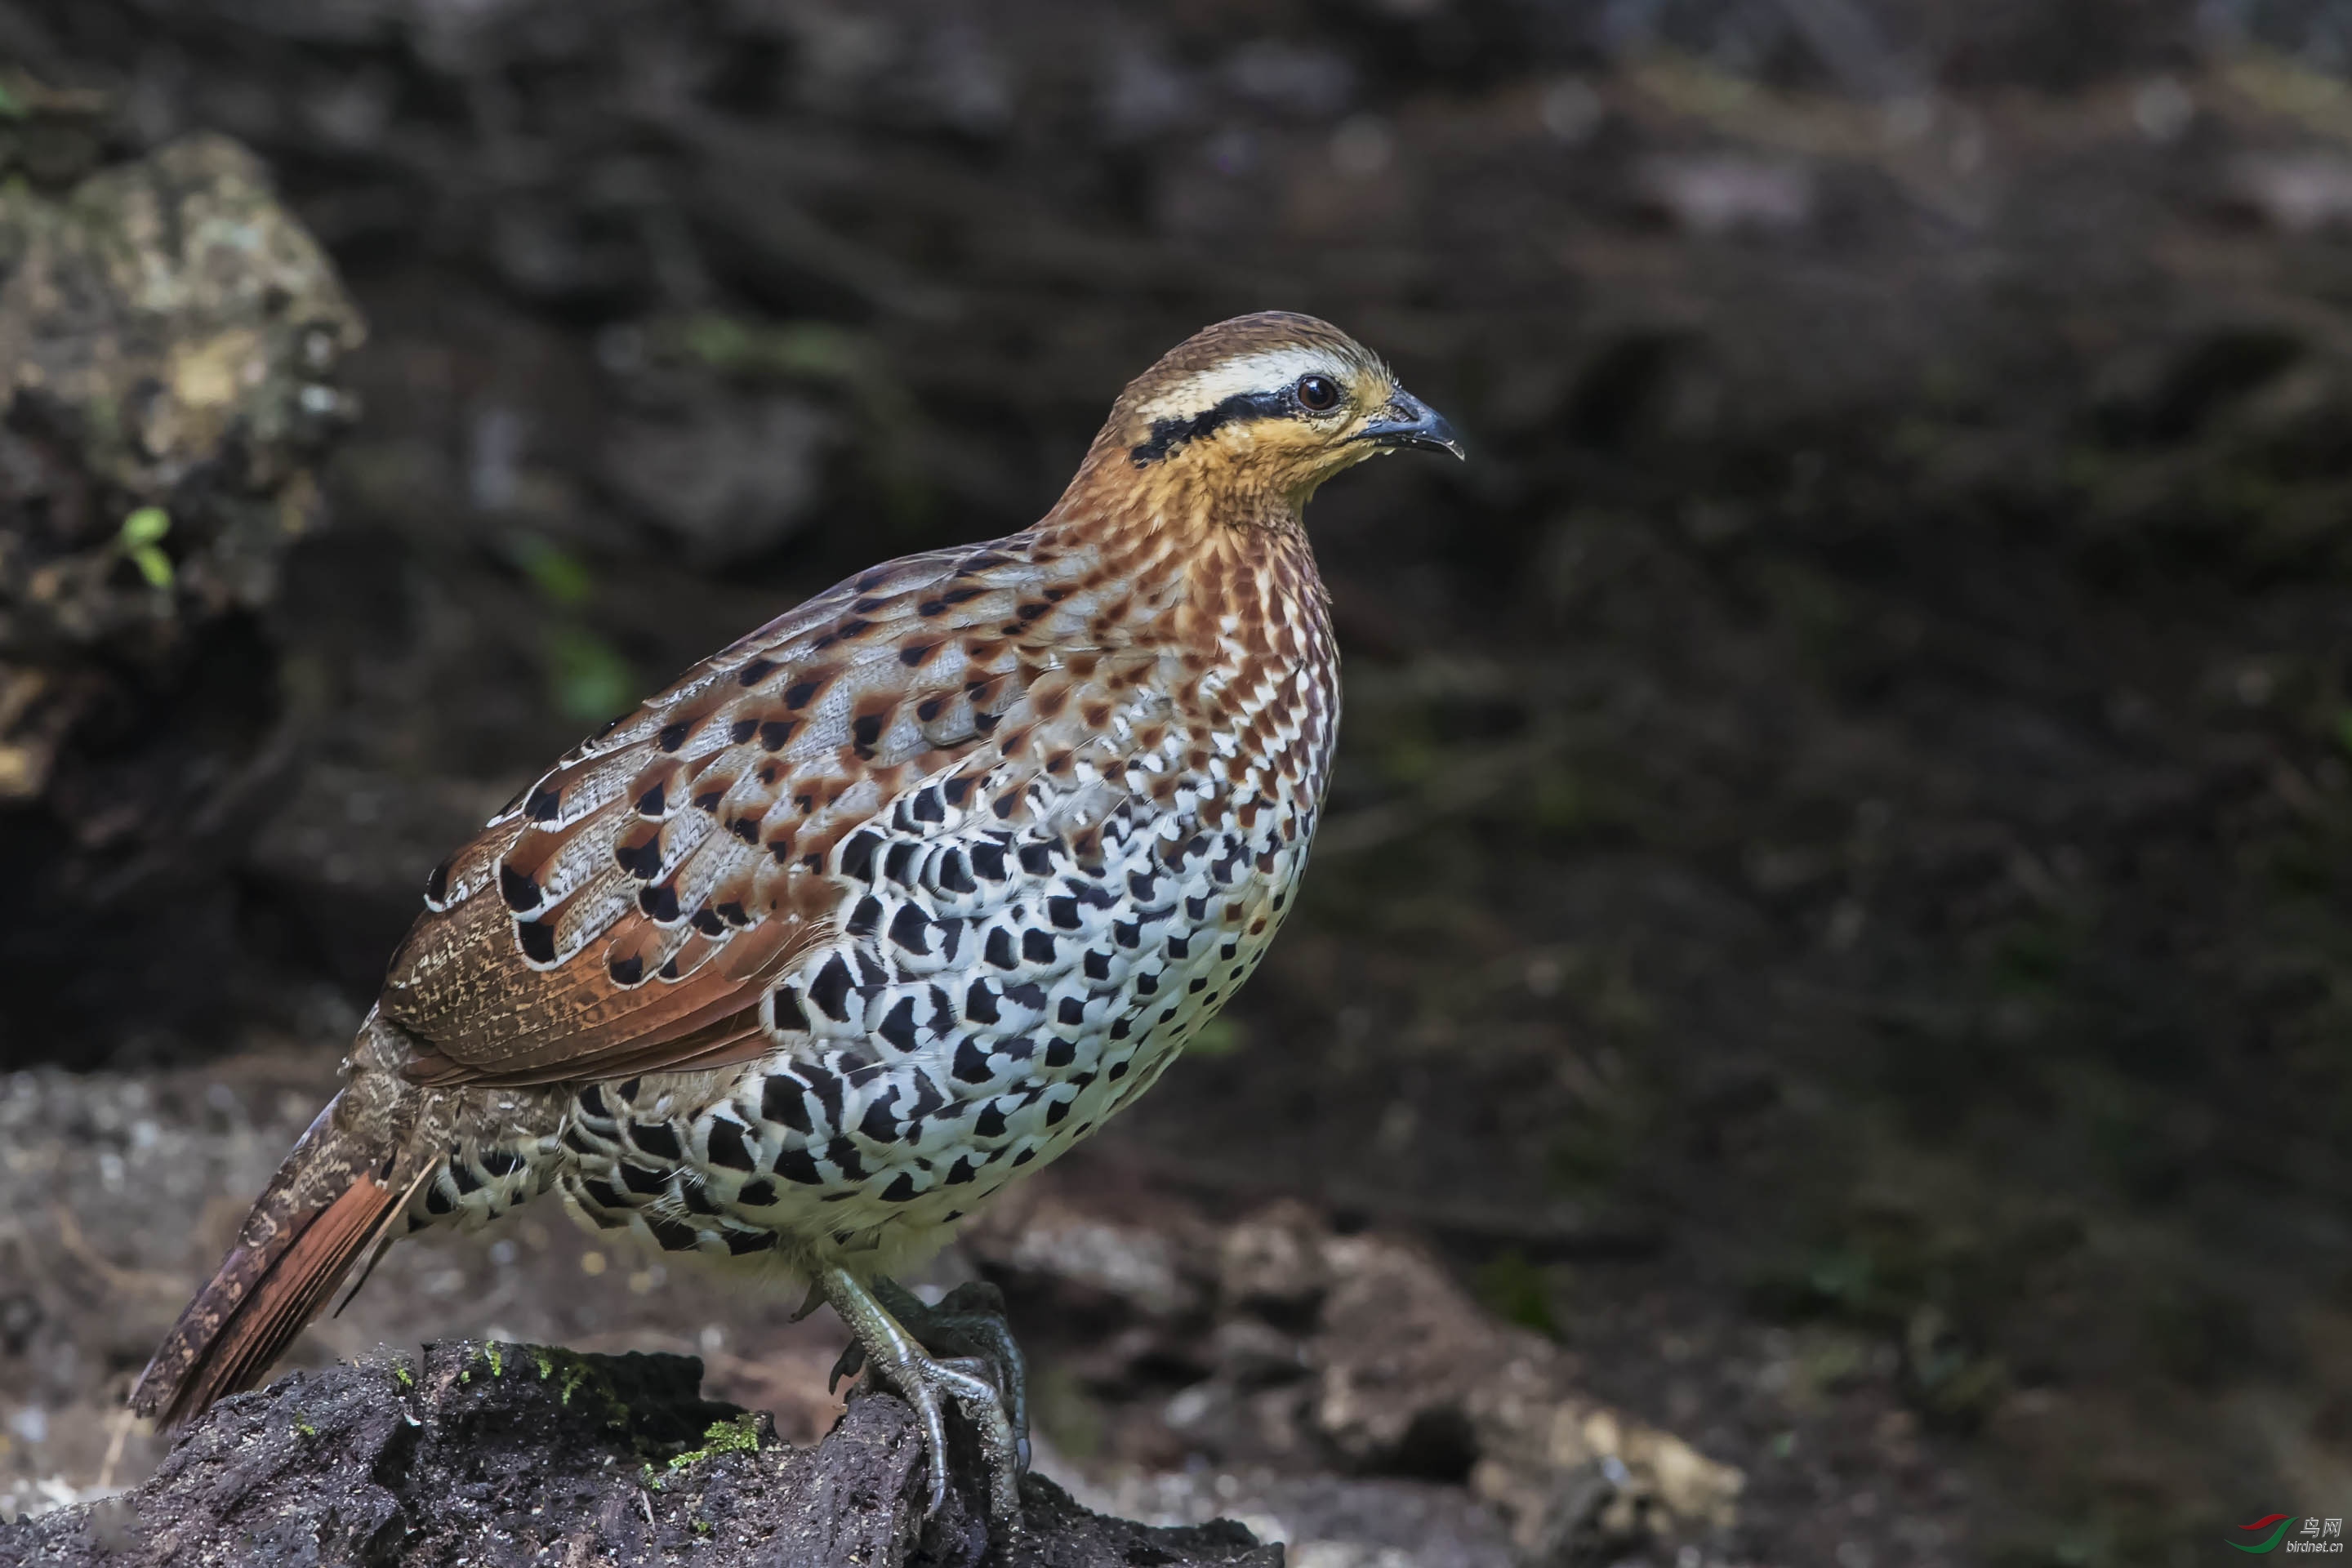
[549,741,1314,1269]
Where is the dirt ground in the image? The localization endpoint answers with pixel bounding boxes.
[8,1,2352,1562]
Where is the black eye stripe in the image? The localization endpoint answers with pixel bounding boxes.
[1127,371,1349,466]
[1129,388,1291,466]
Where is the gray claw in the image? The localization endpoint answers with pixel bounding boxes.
[818,1266,1025,1524]
[872,1276,1031,1479]
[826,1339,866,1396]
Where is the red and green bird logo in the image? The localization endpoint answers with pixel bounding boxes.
[2229,1516,2294,1553]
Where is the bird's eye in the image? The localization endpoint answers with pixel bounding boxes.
[1294,374,1341,412]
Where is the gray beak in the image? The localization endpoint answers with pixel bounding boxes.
[1355,389,1465,460]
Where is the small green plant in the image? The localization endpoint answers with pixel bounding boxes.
[118,507,172,589]
[510,1346,633,1431]
[543,625,637,726]
[666,1413,764,1470]
[556,1359,596,1409]
[503,533,638,724]
[510,534,595,607]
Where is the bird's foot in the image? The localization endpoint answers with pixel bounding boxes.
[820,1267,1022,1524]
[837,1276,1031,1476]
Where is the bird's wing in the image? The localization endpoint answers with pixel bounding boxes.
[383,534,1085,1087]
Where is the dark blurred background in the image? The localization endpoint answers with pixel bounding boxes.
[4,1,2352,1562]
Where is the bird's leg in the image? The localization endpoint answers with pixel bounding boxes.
[830,1277,1031,1476]
[818,1266,1021,1523]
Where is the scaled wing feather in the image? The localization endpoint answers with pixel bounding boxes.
[386,539,1058,1086]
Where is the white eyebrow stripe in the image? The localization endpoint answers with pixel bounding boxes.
[1134,346,1342,422]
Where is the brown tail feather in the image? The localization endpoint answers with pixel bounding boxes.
[130,1097,403,1424]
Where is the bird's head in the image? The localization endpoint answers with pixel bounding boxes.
[1085,312,1463,519]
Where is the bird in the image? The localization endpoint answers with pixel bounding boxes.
[130,310,1463,1522]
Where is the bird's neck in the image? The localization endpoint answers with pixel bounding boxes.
[1049,436,1307,533]
[1036,450,1331,675]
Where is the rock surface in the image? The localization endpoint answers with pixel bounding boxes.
[967,1184,1744,1563]
[0,1342,1275,1568]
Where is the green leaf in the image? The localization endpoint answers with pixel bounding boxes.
[119,506,171,546]
[544,626,637,725]
[129,546,174,590]
[510,534,596,608]
[118,508,175,589]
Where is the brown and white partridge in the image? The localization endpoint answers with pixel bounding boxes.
[131,311,1463,1522]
